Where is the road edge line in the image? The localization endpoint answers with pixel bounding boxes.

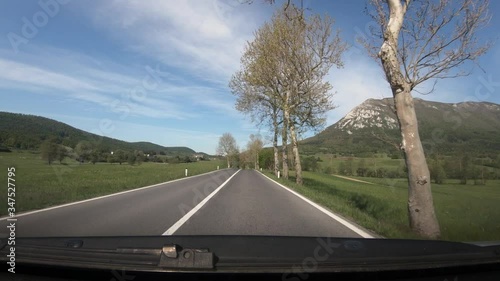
[258,171,375,239]
[0,169,232,221]
[162,169,241,235]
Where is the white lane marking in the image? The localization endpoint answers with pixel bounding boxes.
[258,171,375,239]
[162,169,241,235]
[0,169,232,221]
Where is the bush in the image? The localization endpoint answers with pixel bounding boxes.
[323,166,335,175]
[389,152,402,159]
[429,158,447,184]
[127,152,136,165]
[302,156,319,172]
[0,144,12,152]
[356,167,368,177]
[387,169,401,179]
[376,168,388,178]
[366,169,377,178]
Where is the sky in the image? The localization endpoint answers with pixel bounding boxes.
[1,0,499,154]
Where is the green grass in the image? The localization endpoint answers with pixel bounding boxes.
[315,154,406,171]
[0,151,224,216]
[266,170,500,242]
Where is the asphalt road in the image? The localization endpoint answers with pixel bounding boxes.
[0,169,371,238]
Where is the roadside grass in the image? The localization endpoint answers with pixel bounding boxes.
[0,151,224,216]
[266,170,500,242]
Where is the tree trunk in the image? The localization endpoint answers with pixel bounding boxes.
[394,89,440,238]
[289,122,303,185]
[282,103,289,179]
[227,156,230,168]
[281,121,289,179]
[379,0,440,239]
[273,117,280,176]
[255,153,259,170]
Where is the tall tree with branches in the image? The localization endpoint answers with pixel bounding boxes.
[247,134,264,169]
[281,6,346,184]
[216,133,239,168]
[230,11,290,178]
[360,0,491,238]
[230,4,346,185]
[230,73,282,177]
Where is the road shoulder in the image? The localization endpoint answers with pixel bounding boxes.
[258,171,383,239]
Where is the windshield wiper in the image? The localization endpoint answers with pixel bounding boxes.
[0,239,214,272]
[118,244,214,269]
[1,236,500,273]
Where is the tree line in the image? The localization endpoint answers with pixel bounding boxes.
[39,138,203,165]
[215,133,264,170]
[230,4,347,185]
[328,155,499,184]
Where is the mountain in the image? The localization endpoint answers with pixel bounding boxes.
[0,112,198,156]
[301,98,500,156]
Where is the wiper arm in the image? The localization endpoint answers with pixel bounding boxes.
[119,244,213,269]
[1,240,214,271]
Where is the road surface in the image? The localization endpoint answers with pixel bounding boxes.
[0,169,372,238]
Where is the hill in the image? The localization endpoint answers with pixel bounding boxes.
[0,112,198,156]
[301,98,500,156]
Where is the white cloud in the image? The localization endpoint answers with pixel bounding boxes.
[0,45,241,120]
[84,0,264,86]
[1,0,265,122]
[0,58,100,93]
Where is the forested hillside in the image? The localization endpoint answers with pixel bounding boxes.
[0,112,199,158]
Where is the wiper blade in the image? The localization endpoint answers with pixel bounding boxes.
[0,239,214,272]
[1,236,500,273]
[117,244,213,269]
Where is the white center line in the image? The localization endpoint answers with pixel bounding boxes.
[162,169,241,235]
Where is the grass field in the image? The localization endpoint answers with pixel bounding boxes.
[316,153,405,168]
[266,171,500,242]
[316,154,500,177]
[0,151,224,216]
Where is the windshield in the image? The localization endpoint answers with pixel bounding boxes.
[0,0,499,262]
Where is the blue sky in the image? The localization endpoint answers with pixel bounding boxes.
[1,0,499,154]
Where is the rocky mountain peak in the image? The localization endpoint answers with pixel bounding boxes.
[334,98,398,134]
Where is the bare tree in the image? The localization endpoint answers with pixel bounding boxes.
[216,133,239,168]
[361,0,491,239]
[287,5,347,184]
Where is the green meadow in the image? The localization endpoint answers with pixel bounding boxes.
[0,151,224,216]
[266,170,500,242]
